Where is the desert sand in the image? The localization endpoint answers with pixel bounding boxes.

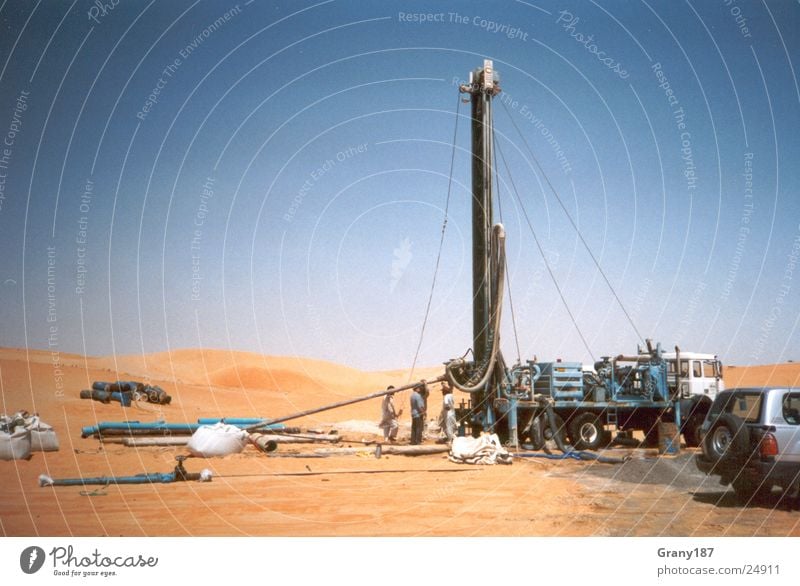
[1,348,799,537]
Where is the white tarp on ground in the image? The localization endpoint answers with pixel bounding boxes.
[187,422,248,458]
[448,433,513,465]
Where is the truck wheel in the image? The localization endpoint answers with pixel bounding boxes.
[525,416,545,451]
[682,415,704,448]
[543,413,567,446]
[703,412,748,463]
[643,425,659,448]
[568,413,608,451]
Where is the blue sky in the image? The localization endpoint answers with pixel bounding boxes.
[0,0,798,369]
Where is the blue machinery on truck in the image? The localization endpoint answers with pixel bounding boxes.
[444,60,691,451]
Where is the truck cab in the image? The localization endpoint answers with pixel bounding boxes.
[663,352,725,399]
[662,352,725,446]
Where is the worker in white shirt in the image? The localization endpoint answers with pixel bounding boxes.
[379,386,402,442]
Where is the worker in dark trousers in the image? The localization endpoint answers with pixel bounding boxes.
[410,381,427,445]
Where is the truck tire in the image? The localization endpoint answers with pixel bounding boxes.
[643,425,659,448]
[525,416,545,451]
[702,412,749,463]
[682,414,704,448]
[568,413,608,451]
[543,413,567,446]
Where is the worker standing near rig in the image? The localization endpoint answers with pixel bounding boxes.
[378,386,402,443]
[440,382,457,443]
[410,382,427,445]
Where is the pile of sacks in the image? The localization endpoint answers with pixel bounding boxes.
[0,411,60,460]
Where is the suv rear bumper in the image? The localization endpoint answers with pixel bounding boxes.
[695,454,800,489]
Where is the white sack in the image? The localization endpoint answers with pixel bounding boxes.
[27,416,60,452]
[0,427,32,461]
[186,423,248,458]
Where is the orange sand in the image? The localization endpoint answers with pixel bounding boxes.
[1,348,798,536]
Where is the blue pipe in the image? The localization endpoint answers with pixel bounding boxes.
[513,451,629,464]
[81,419,285,437]
[42,473,177,486]
[508,396,518,448]
[197,418,269,425]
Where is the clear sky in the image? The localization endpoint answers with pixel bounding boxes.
[0,0,798,370]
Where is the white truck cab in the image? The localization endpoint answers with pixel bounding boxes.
[663,351,725,400]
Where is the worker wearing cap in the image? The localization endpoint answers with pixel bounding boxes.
[379,386,402,442]
[410,381,427,445]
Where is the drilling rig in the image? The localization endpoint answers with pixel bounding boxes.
[443,61,724,450]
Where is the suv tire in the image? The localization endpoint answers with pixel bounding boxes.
[703,412,749,463]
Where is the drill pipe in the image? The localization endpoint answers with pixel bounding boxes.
[245,376,446,432]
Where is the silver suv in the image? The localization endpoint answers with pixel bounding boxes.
[695,387,800,501]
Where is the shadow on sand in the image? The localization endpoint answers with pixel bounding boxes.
[692,490,800,511]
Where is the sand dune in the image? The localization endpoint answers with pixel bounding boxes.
[0,347,444,434]
[724,362,800,389]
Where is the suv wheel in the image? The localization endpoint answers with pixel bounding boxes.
[703,412,749,463]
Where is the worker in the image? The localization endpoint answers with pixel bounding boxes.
[439,381,457,443]
[410,381,427,445]
[379,386,402,442]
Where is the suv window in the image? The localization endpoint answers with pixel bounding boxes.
[783,393,800,425]
[710,392,763,423]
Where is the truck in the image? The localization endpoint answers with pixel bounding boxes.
[445,60,723,451]
[450,343,724,450]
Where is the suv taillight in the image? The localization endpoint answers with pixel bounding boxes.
[759,433,779,457]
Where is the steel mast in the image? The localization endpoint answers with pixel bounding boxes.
[460,59,501,367]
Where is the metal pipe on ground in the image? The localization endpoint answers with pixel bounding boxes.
[82,420,289,438]
[311,444,451,458]
[39,457,212,486]
[248,433,340,444]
